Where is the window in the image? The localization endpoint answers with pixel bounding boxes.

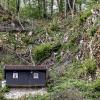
[13,72,18,79]
[33,73,39,79]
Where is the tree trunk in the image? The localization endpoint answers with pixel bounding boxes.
[64,0,67,18]
[51,0,54,17]
[7,0,9,10]
[43,0,47,18]
[37,0,42,18]
[16,0,20,14]
[67,0,76,19]
[59,0,63,13]
[57,0,60,12]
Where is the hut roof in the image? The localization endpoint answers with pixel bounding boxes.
[4,65,47,70]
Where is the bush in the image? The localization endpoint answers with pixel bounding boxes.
[33,43,52,63]
[79,10,92,24]
[82,58,96,75]
[90,26,97,36]
[0,74,3,80]
[0,86,10,93]
[93,79,100,91]
[49,18,60,31]
[65,33,80,53]
[33,41,61,63]
[51,88,83,100]
[66,61,83,78]
[20,5,42,19]
[0,93,6,100]
[0,65,3,80]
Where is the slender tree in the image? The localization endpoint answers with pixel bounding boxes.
[37,0,41,18]
[51,0,54,17]
[64,0,67,18]
[67,0,76,19]
[59,0,64,13]
[16,0,20,14]
[43,0,47,18]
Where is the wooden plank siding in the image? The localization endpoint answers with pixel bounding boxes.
[4,65,48,87]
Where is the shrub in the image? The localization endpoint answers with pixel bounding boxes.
[79,10,92,24]
[20,5,42,19]
[51,88,83,100]
[93,79,100,92]
[33,43,52,63]
[33,41,61,63]
[65,33,80,53]
[0,93,6,100]
[90,26,97,36]
[82,58,96,75]
[0,86,10,93]
[0,65,3,80]
[49,18,60,31]
[0,74,3,80]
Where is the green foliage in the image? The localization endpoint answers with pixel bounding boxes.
[0,86,9,100]
[47,63,99,99]
[0,1,99,100]
[66,61,83,78]
[64,33,80,53]
[8,0,16,13]
[0,92,6,100]
[49,18,60,31]
[0,86,10,93]
[33,94,49,100]
[0,16,10,22]
[33,43,52,62]
[66,59,96,79]
[56,55,61,62]
[90,26,97,36]
[33,41,61,63]
[20,5,42,19]
[79,10,92,24]
[51,88,83,100]
[93,79,100,92]
[0,70,3,80]
[82,58,96,75]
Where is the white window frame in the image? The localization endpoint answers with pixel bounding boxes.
[33,73,39,79]
[13,72,18,79]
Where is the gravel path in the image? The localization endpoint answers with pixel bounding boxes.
[4,88,47,99]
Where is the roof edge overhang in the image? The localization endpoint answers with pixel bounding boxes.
[4,64,47,70]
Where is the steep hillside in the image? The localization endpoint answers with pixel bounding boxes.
[0,1,100,100]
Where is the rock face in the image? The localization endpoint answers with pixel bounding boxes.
[81,8,100,79]
[75,7,100,80]
[92,29,100,68]
[81,8,100,62]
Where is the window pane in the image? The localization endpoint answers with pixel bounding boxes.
[13,73,18,79]
[33,73,39,79]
